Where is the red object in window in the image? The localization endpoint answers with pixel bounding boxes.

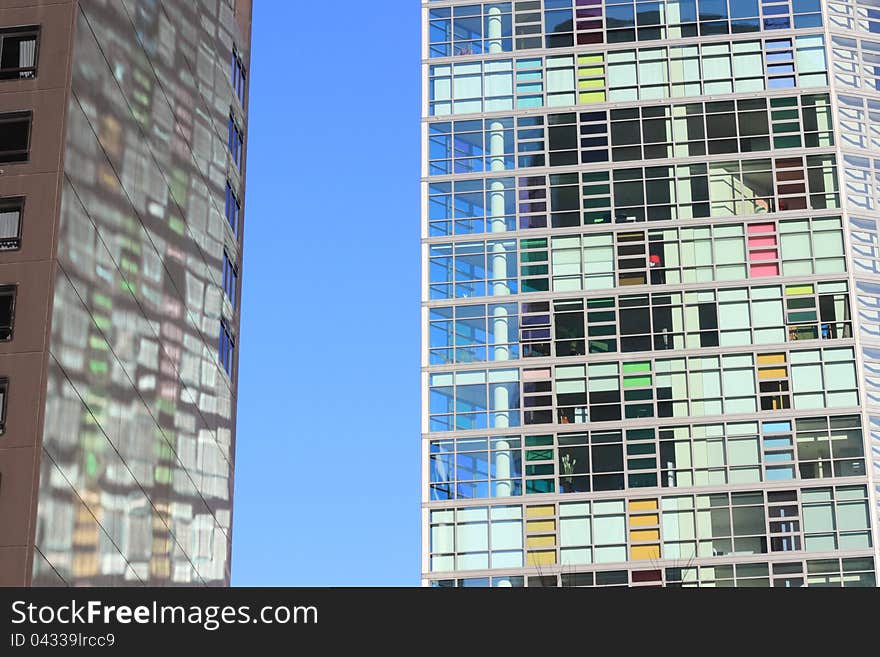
[632,570,662,583]
[649,254,661,267]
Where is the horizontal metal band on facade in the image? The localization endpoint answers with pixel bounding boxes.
[422,474,873,508]
[419,404,867,441]
[420,89,836,128]
[422,143,839,181]
[421,25,826,63]
[421,192,844,243]
[419,215,845,248]
[423,340,858,373]
[422,549,879,582]
[421,272,852,310]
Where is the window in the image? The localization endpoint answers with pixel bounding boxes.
[429,506,524,572]
[0,378,6,434]
[0,111,31,163]
[231,46,246,104]
[0,286,15,341]
[0,197,23,250]
[429,368,521,432]
[0,26,38,80]
[227,113,244,169]
[219,320,235,376]
[222,251,238,308]
[428,346,859,432]
[225,182,240,236]
[428,4,514,58]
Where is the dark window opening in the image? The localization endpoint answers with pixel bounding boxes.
[0,27,38,80]
[227,113,244,169]
[219,320,235,376]
[554,301,585,356]
[528,575,557,588]
[0,286,15,341]
[0,378,7,434]
[760,380,791,410]
[698,302,719,346]
[0,111,31,163]
[652,306,674,350]
[231,46,246,104]
[222,250,238,309]
[225,181,240,236]
[0,197,23,250]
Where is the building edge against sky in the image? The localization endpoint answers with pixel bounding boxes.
[421,0,880,587]
[0,0,250,586]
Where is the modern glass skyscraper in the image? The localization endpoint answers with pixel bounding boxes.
[0,0,250,586]
[422,0,880,587]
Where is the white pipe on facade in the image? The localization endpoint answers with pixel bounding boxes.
[487,7,513,511]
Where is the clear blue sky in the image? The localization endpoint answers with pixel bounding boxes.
[231,1,421,586]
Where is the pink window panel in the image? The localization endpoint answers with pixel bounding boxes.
[750,263,780,277]
[749,248,779,261]
[523,368,551,381]
[748,235,777,247]
[747,222,776,234]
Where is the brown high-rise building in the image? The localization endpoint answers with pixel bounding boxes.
[0,0,250,586]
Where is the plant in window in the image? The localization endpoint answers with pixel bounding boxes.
[561,453,577,492]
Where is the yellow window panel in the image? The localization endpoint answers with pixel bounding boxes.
[526,505,555,518]
[630,529,661,542]
[578,66,604,77]
[578,54,604,65]
[629,514,659,527]
[527,550,557,566]
[526,519,556,533]
[578,79,604,89]
[527,535,556,548]
[620,274,647,285]
[785,284,814,296]
[579,91,606,104]
[628,499,658,511]
[631,545,661,560]
[758,367,788,379]
[757,353,786,365]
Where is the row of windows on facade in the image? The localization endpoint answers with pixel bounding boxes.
[428,35,827,116]
[428,215,845,300]
[429,97,832,184]
[427,485,873,572]
[221,43,248,377]
[428,91,832,175]
[427,0,824,58]
[428,413,865,499]
[428,279,850,365]
[428,346,859,432]
[428,555,876,587]
[428,153,836,240]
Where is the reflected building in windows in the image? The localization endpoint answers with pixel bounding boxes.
[421,0,880,587]
[0,0,250,585]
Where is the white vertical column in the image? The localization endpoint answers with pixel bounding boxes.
[487,7,513,507]
[483,17,517,580]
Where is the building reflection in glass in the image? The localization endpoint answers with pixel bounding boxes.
[31,0,247,586]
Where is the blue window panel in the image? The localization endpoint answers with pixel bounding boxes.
[763,421,792,433]
[766,465,796,480]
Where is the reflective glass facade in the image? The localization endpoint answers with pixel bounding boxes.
[422,0,880,587]
[0,0,250,586]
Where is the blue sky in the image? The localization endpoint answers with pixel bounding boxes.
[231,1,421,586]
